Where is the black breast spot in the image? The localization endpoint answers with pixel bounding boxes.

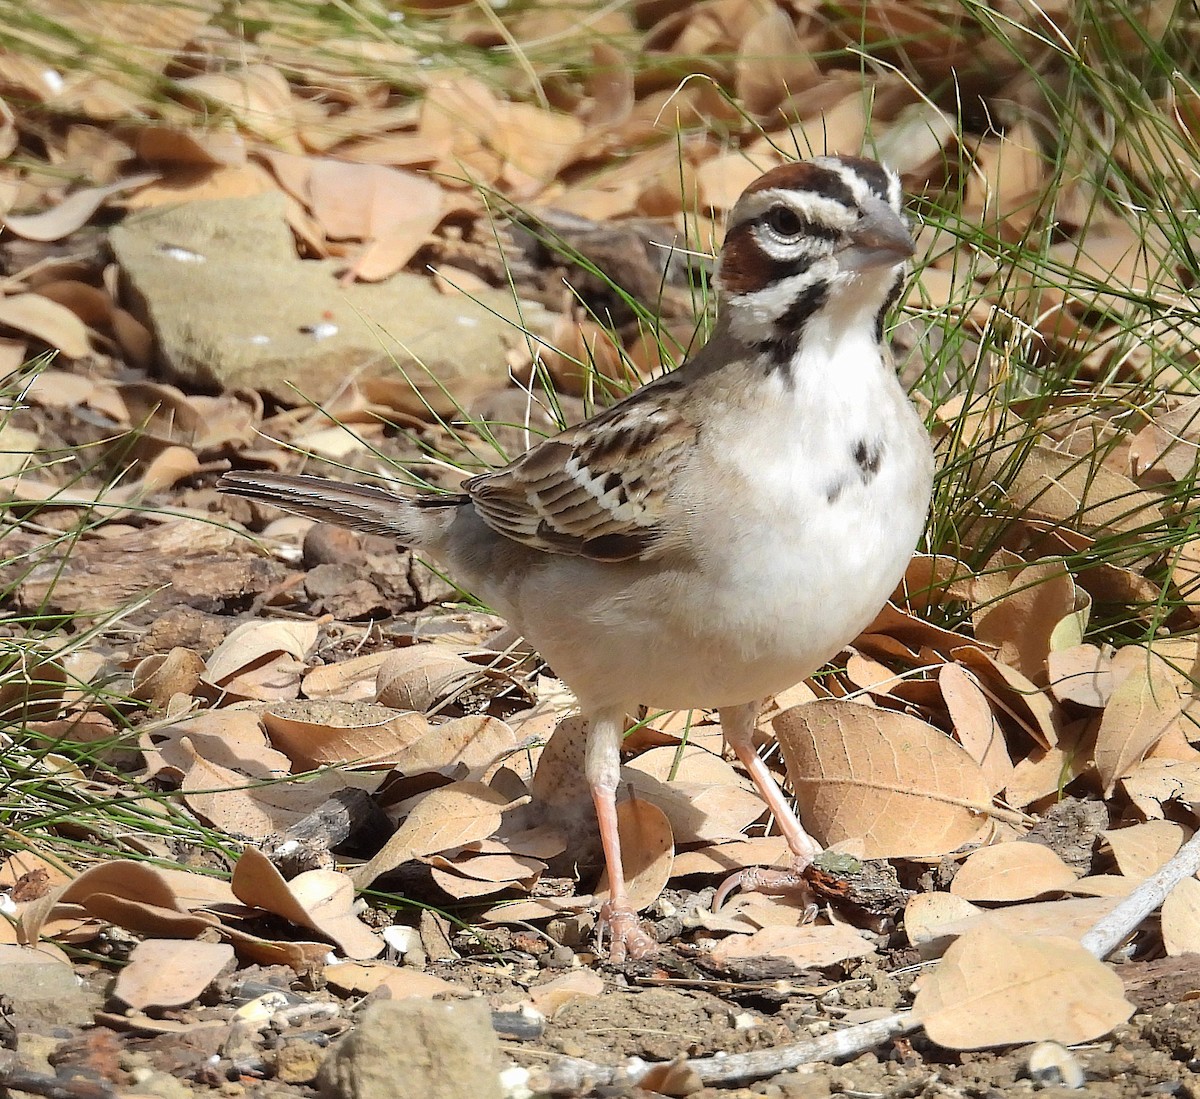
[852,438,884,481]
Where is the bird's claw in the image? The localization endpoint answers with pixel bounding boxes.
[598,901,656,963]
[712,862,819,915]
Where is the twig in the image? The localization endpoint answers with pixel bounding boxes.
[524,1011,920,1092]
[526,828,1200,1091]
[1080,826,1200,959]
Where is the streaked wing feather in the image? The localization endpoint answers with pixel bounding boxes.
[464,391,696,562]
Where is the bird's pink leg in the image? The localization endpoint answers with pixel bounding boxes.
[713,701,821,912]
[586,708,656,962]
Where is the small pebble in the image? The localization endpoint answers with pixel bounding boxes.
[1026,1040,1086,1089]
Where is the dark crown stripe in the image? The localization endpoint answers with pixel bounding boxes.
[829,156,894,202]
[739,162,857,208]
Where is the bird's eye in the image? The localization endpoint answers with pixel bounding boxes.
[765,205,804,237]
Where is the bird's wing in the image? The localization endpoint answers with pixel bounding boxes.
[464,384,697,562]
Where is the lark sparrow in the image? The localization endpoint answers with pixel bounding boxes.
[219,156,934,962]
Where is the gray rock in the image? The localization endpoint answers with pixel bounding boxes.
[0,956,100,1029]
[110,194,542,408]
[318,998,503,1099]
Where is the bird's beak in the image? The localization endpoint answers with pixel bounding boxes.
[838,194,915,273]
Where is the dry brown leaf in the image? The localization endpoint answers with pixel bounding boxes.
[908,895,1123,960]
[492,101,586,191]
[121,162,276,210]
[145,709,288,782]
[874,102,958,177]
[1067,875,1139,898]
[302,652,392,702]
[669,836,791,877]
[626,743,736,785]
[392,714,519,778]
[427,849,543,899]
[861,601,976,662]
[299,160,444,282]
[231,848,382,960]
[0,645,67,722]
[132,126,247,167]
[0,850,71,898]
[1102,820,1190,878]
[1004,738,1092,810]
[139,445,201,493]
[0,943,73,971]
[0,293,91,358]
[758,87,871,161]
[116,381,261,453]
[16,860,205,945]
[262,701,426,770]
[962,121,1044,238]
[478,895,591,926]
[953,645,1060,750]
[0,96,15,161]
[990,443,1165,541]
[1161,877,1200,957]
[582,42,634,129]
[914,928,1133,1049]
[973,560,1076,683]
[204,620,320,689]
[596,795,673,912]
[349,780,512,889]
[1094,654,1182,795]
[79,890,220,942]
[131,647,205,710]
[940,663,1013,796]
[21,368,99,409]
[709,923,876,968]
[950,841,1078,903]
[178,65,299,147]
[529,969,605,1017]
[176,737,374,841]
[1123,758,1200,818]
[695,150,782,210]
[222,926,334,971]
[904,892,982,953]
[113,939,234,1011]
[621,765,767,845]
[2,172,157,241]
[323,961,469,999]
[1047,644,1114,708]
[846,651,901,694]
[375,646,490,712]
[774,699,991,858]
[734,6,820,119]
[726,896,827,930]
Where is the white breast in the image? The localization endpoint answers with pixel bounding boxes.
[472,327,933,714]
[632,330,932,707]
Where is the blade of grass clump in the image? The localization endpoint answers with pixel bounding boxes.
[881,0,1200,668]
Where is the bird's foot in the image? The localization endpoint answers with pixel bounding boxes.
[598,901,657,963]
[712,860,819,917]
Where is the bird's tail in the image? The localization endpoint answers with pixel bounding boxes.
[218,471,464,544]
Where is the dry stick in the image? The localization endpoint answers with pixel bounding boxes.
[527,1012,921,1092]
[528,831,1200,1092]
[1080,825,1200,960]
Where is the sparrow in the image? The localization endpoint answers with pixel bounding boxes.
[219,156,935,962]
